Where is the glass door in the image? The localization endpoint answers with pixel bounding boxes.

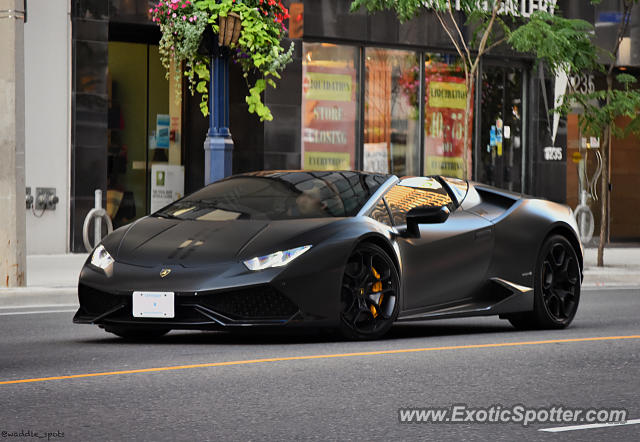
[477,64,524,192]
[107,42,181,229]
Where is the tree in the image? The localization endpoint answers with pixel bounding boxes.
[514,1,640,266]
[552,0,640,266]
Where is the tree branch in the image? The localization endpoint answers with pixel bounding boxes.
[608,0,633,76]
[485,36,507,53]
[476,1,500,58]
[446,0,472,64]
[434,9,468,69]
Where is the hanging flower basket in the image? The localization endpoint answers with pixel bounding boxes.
[218,12,241,47]
[151,0,294,122]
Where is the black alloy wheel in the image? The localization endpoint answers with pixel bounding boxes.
[339,243,399,340]
[509,235,581,329]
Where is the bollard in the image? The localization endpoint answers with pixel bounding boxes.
[83,189,113,252]
[94,189,102,251]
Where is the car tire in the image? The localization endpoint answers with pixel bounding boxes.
[104,326,171,340]
[339,242,400,340]
[508,234,581,330]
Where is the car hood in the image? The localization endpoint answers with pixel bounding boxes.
[111,216,340,268]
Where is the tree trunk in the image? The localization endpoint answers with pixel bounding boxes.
[597,133,609,267]
[596,1,633,266]
[597,75,613,267]
[463,72,476,181]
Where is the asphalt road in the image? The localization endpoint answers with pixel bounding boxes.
[0,288,639,441]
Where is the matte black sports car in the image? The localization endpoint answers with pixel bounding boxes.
[74,170,583,340]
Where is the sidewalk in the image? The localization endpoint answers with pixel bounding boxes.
[582,246,640,287]
[0,254,87,308]
[0,247,638,308]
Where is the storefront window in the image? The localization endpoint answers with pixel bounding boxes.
[423,53,468,179]
[477,65,524,192]
[107,42,183,229]
[301,43,359,171]
[364,48,420,176]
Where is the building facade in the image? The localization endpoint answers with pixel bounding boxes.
[22,0,640,254]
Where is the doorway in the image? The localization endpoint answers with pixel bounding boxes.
[477,64,525,193]
[107,42,176,229]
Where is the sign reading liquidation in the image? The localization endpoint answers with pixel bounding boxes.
[302,51,357,170]
[424,73,473,179]
[423,0,557,16]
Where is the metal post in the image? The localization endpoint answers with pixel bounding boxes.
[94,189,102,248]
[203,51,234,185]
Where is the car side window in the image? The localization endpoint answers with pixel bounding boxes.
[385,184,453,226]
[368,198,392,226]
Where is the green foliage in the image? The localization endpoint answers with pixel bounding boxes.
[350,0,424,22]
[153,0,293,121]
[509,11,600,76]
[152,1,208,102]
[195,0,294,121]
[555,74,640,139]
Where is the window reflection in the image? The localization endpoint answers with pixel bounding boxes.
[157,171,388,221]
[364,48,420,176]
[369,198,392,226]
[385,180,453,225]
[424,53,470,179]
[302,43,359,170]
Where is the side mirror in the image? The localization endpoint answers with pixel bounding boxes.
[405,205,451,237]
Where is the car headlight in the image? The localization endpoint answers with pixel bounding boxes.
[243,245,312,271]
[91,244,114,270]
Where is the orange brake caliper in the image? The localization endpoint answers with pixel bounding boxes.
[370,267,383,318]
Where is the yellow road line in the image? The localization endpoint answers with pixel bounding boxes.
[1,335,639,386]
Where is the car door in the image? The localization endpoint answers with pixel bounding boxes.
[384,180,494,312]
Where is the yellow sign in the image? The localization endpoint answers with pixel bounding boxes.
[304,152,351,170]
[425,156,464,179]
[572,152,582,163]
[428,81,467,109]
[304,73,353,102]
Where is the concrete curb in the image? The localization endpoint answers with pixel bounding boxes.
[0,288,78,308]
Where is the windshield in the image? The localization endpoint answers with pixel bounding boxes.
[154,171,389,221]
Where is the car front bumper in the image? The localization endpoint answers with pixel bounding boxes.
[74,252,346,330]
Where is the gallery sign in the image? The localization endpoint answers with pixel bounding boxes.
[423,0,558,17]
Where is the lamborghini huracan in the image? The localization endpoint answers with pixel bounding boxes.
[74,170,583,340]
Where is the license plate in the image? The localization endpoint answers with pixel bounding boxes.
[132,292,174,318]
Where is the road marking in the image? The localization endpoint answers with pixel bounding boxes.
[0,334,639,386]
[540,418,640,432]
[0,304,78,310]
[0,309,77,316]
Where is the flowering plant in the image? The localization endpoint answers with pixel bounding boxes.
[397,65,420,110]
[151,0,294,121]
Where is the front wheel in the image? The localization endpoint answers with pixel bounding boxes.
[339,243,400,340]
[509,235,581,330]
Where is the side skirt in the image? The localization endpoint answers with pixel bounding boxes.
[396,278,534,322]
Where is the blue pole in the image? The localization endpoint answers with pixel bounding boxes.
[204,52,234,185]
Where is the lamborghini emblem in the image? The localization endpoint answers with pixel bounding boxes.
[159,268,172,278]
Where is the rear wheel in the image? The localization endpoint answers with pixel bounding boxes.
[339,243,399,340]
[104,326,171,340]
[509,235,581,330]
